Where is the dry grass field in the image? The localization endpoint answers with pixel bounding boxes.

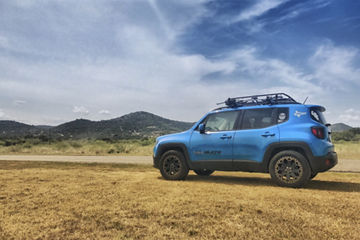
[1,161,359,239]
[334,141,360,159]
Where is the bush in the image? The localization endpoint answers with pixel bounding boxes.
[69,141,83,148]
[115,145,126,153]
[332,128,360,142]
[139,138,155,146]
[23,143,32,149]
[55,141,69,150]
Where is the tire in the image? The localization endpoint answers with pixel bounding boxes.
[269,150,311,188]
[310,172,318,179]
[159,150,189,180]
[194,169,214,176]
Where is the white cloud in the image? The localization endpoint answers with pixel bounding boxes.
[72,106,89,116]
[0,35,9,48]
[232,0,287,22]
[0,0,358,126]
[98,110,111,115]
[309,42,360,89]
[0,109,5,118]
[13,100,27,106]
[231,0,331,33]
[338,108,360,127]
[222,47,321,94]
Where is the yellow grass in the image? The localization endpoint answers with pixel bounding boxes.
[1,161,359,239]
[334,141,360,159]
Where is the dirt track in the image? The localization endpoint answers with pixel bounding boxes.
[0,155,359,172]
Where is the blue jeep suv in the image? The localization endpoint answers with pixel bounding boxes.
[153,93,337,187]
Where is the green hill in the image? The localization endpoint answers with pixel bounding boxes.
[331,123,352,132]
[0,111,194,139]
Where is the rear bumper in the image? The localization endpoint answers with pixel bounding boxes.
[309,151,338,173]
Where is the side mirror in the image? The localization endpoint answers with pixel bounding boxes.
[199,123,205,134]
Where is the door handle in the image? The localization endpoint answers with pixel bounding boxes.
[261,133,275,137]
[220,136,232,140]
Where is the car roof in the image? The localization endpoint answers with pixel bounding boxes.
[209,104,325,114]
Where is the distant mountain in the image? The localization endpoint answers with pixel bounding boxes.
[0,120,45,137]
[331,123,352,132]
[0,111,194,139]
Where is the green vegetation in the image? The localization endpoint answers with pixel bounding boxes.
[332,128,360,141]
[1,128,360,160]
[0,137,155,156]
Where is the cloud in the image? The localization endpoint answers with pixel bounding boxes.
[0,35,9,48]
[0,109,5,118]
[0,0,358,126]
[203,46,320,97]
[232,0,287,22]
[338,108,360,127]
[98,110,111,115]
[309,42,360,89]
[13,100,27,106]
[72,106,89,116]
[271,0,331,24]
[230,0,332,33]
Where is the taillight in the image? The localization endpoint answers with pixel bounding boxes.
[311,127,325,139]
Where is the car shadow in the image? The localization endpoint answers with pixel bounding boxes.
[305,179,360,192]
[182,175,360,192]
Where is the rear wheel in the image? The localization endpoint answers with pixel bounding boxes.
[194,169,214,176]
[269,150,311,188]
[160,150,189,180]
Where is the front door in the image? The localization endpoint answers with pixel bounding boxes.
[189,111,240,170]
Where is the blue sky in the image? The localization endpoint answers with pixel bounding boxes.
[0,0,359,126]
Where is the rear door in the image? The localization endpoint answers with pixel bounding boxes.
[189,111,240,170]
[232,107,280,167]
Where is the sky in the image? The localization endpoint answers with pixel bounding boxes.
[0,0,360,126]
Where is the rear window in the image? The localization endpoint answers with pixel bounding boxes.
[241,108,276,129]
[310,108,326,124]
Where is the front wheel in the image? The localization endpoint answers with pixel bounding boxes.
[194,169,214,176]
[269,150,311,188]
[160,150,189,180]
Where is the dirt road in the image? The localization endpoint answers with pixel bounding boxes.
[0,155,359,172]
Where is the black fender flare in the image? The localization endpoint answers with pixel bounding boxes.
[155,143,194,169]
[262,141,315,172]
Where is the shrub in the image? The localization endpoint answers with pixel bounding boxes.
[69,141,83,148]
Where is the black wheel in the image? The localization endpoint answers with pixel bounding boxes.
[310,172,318,179]
[160,150,189,180]
[269,150,311,188]
[194,169,214,176]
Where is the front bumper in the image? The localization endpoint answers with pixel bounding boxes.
[153,155,160,169]
[309,151,338,173]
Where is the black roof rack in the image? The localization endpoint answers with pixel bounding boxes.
[215,93,299,109]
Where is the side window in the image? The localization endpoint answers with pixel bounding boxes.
[277,108,289,124]
[204,111,239,132]
[241,108,276,129]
